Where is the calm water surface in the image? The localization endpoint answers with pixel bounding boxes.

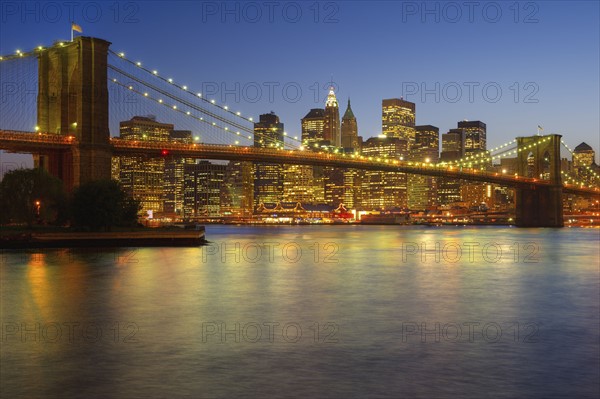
[1,226,599,398]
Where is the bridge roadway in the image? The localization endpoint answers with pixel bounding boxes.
[1,130,598,197]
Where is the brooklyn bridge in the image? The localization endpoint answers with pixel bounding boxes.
[1,37,598,227]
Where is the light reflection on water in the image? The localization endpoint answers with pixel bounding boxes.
[1,226,599,398]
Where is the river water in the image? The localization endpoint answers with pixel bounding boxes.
[1,225,599,398]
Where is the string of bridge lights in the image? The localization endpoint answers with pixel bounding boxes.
[0,45,54,61]
[436,139,518,167]
[560,170,596,188]
[109,50,303,146]
[3,46,598,188]
[109,77,300,150]
[110,50,254,123]
[109,77,252,145]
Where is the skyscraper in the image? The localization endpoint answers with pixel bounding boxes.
[361,135,409,209]
[440,128,465,162]
[382,98,416,149]
[283,164,316,204]
[323,87,341,147]
[408,125,440,210]
[163,130,194,216]
[573,142,599,185]
[116,116,172,215]
[324,167,345,207]
[437,121,487,206]
[458,120,487,155]
[341,98,359,151]
[340,98,361,208]
[222,161,254,216]
[254,112,284,206]
[573,142,595,168]
[183,161,226,218]
[301,108,326,151]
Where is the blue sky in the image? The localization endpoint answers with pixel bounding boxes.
[1,1,599,166]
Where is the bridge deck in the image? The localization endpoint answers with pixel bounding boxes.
[1,130,598,197]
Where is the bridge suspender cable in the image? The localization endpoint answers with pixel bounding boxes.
[108,64,253,134]
[108,50,254,125]
[109,72,301,150]
[108,50,304,147]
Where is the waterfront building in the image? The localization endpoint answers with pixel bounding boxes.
[222,161,254,216]
[283,164,316,204]
[408,125,439,210]
[116,116,172,215]
[361,135,409,209]
[183,161,226,218]
[254,112,284,206]
[163,130,194,216]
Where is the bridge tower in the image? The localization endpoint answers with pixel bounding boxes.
[515,134,564,227]
[36,36,112,191]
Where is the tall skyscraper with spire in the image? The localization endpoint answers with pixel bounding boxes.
[341,98,359,151]
[323,86,341,147]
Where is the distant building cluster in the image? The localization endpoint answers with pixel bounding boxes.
[111,91,599,220]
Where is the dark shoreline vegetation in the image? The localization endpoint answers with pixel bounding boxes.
[1,169,139,230]
[0,168,208,248]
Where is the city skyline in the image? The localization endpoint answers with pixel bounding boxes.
[1,4,598,398]
[0,1,598,167]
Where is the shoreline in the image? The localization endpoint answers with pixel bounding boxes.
[0,228,206,249]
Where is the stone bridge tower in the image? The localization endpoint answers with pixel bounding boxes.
[515,134,563,227]
[36,36,112,191]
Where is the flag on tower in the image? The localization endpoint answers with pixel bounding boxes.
[72,22,83,33]
[537,125,543,131]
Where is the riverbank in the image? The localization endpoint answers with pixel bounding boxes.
[0,226,206,248]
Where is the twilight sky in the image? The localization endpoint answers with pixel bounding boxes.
[1,1,599,167]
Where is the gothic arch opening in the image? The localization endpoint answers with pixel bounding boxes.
[526,152,535,178]
[541,150,551,180]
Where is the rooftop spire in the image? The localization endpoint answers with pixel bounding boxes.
[325,86,338,108]
[342,97,355,119]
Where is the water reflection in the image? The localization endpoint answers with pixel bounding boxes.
[1,226,598,398]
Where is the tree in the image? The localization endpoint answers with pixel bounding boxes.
[0,168,66,227]
[71,179,140,231]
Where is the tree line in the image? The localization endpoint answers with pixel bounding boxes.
[0,168,140,231]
